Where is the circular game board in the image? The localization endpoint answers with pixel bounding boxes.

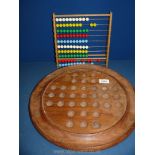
[29,64,135,151]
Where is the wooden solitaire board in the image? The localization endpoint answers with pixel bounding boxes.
[29,64,135,151]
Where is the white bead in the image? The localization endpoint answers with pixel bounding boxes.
[75,18,79,21]
[59,18,62,21]
[82,18,85,21]
[73,45,76,48]
[79,18,82,21]
[56,18,59,22]
[67,45,70,48]
[62,18,65,21]
[69,18,72,21]
[57,45,60,48]
[70,45,73,48]
[72,18,75,21]
[86,17,89,21]
[86,46,88,49]
[64,45,67,48]
[76,46,79,49]
[61,45,64,48]
[66,18,69,21]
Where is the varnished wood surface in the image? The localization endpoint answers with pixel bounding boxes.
[29,64,135,151]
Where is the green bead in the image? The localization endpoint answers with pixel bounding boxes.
[70,30,73,33]
[86,29,89,32]
[76,30,78,33]
[83,29,85,33]
[79,29,82,33]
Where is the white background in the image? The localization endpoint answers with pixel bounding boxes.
[0,0,155,154]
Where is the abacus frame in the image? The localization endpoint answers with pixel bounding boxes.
[52,13,112,67]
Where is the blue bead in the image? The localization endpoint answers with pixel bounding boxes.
[57,40,60,43]
[70,40,73,43]
[76,40,79,43]
[85,40,88,43]
[79,40,81,43]
[72,40,75,43]
[64,40,66,43]
[66,40,69,43]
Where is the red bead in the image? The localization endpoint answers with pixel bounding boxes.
[56,34,59,38]
[70,34,73,38]
[85,34,88,37]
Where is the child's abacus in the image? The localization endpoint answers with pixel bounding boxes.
[52,13,112,68]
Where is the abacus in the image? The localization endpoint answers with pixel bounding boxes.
[52,13,112,68]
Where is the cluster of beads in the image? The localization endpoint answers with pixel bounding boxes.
[56,18,89,22]
[56,34,88,38]
[58,53,88,58]
[58,59,101,63]
[56,29,89,33]
[57,50,88,54]
[57,45,88,49]
[57,40,88,44]
[90,23,97,27]
[56,23,82,27]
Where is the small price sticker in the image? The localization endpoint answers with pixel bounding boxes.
[99,79,109,84]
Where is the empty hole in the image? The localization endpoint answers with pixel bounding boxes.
[70,85,77,90]
[92,102,98,107]
[57,101,64,107]
[46,101,53,106]
[102,94,109,99]
[103,102,111,109]
[81,94,87,98]
[80,101,87,107]
[60,85,66,90]
[50,85,56,90]
[93,111,100,117]
[92,121,101,128]
[48,93,55,98]
[70,93,76,98]
[66,120,74,128]
[80,111,87,117]
[72,79,77,83]
[67,111,75,117]
[68,101,76,107]
[80,121,87,128]
[59,93,65,98]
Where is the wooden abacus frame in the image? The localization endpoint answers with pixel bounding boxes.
[52,13,112,67]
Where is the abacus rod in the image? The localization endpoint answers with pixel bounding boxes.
[89,40,107,42]
[89,30,109,31]
[89,46,107,47]
[89,35,108,36]
[84,24,109,26]
[55,14,111,17]
[89,50,106,52]
[52,13,59,67]
[89,54,106,56]
[106,12,112,67]
[90,18,109,20]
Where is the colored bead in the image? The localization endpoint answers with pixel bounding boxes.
[72,40,75,43]
[79,23,82,27]
[86,18,89,21]
[75,18,78,21]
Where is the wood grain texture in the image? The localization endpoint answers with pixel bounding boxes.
[29,64,135,151]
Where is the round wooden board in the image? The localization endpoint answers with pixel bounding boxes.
[29,64,135,151]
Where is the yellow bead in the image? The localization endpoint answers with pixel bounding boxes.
[66,23,69,27]
[94,23,97,27]
[79,23,82,27]
[72,23,75,27]
[56,24,59,27]
[59,24,62,27]
[69,23,72,27]
[74,50,77,53]
[76,23,79,27]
